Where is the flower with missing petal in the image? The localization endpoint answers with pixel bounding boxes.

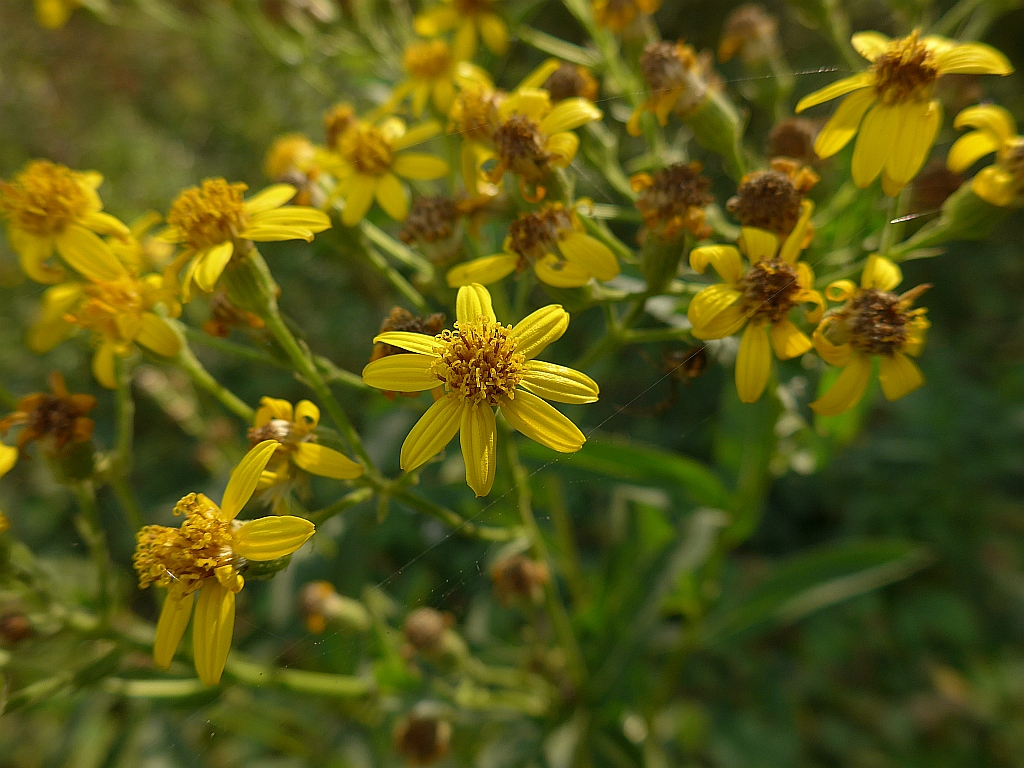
[0,372,96,454]
[795,30,1012,196]
[810,255,930,416]
[414,0,509,59]
[446,202,619,288]
[28,274,181,389]
[0,160,129,285]
[687,201,824,403]
[161,179,331,301]
[592,0,661,34]
[361,284,597,496]
[132,440,315,685]
[947,104,1024,207]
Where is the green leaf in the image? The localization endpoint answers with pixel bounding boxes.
[703,539,934,645]
[518,434,732,508]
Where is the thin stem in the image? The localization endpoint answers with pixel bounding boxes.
[308,487,375,525]
[225,656,373,698]
[183,325,287,369]
[72,480,112,623]
[391,488,521,541]
[110,476,144,531]
[173,344,254,422]
[545,475,587,607]
[113,356,134,473]
[361,243,431,315]
[360,220,434,281]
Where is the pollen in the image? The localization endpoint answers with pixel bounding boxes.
[340,123,394,175]
[493,115,550,182]
[133,493,236,595]
[727,159,818,234]
[738,257,801,323]
[872,30,939,104]
[403,39,452,79]
[633,161,714,240]
[167,179,248,251]
[434,320,525,405]
[248,419,296,449]
[0,160,91,236]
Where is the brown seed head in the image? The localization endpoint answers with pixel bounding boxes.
[738,257,801,323]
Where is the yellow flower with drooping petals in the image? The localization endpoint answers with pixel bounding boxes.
[161,179,331,301]
[795,30,1012,196]
[0,160,129,285]
[687,202,824,403]
[133,440,315,685]
[810,255,930,416]
[414,0,509,60]
[248,397,364,500]
[447,202,619,288]
[324,117,450,226]
[28,273,181,389]
[362,284,597,497]
[947,104,1024,207]
[592,0,662,34]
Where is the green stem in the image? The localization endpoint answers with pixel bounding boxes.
[361,243,431,315]
[503,430,587,687]
[173,343,254,422]
[110,476,143,531]
[72,480,112,623]
[225,656,373,698]
[391,488,521,541]
[309,487,375,525]
[931,0,985,36]
[880,188,911,255]
[360,220,434,281]
[113,357,134,473]
[545,475,587,607]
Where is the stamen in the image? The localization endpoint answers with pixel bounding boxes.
[167,179,248,251]
[340,123,394,175]
[435,320,525,405]
[0,160,91,237]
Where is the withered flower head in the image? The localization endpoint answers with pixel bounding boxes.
[726,158,819,236]
[543,62,599,103]
[399,196,461,245]
[631,161,714,241]
[718,4,780,65]
[393,711,452,766]
[768,118,820,166]
[402,606,451,652]
[202,291,266,338]
[0,372,96,454]
[490,553,550,604]
[370,308,447,363]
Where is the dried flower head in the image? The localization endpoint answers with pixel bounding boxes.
[202,292,266,338]
[393,712,452,766]
[718,4,780,66]
[768,118,820,165]
[591,0,661,34]
[400,196,462,245]
[631,161,714,241]
[543,62,599,103]
[491,553,550,603]
[727,158,819,236]
[0,372,96,454]
[627,41,716,136]
[403,606,451,652]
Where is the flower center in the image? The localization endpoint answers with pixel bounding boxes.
[847,288,908,354]
[453,0,491,14]
[340,124,394,175]
[22,396,86,447]
[0,160,91,237]
[66,278,147,341]
[769,118,819,165]
[435,320,525,405]
[248,419,297,451]
[507,204,573,264]
[167,179,248,251]
[133,493,237,595]
[738,257,801,323]
[635,161,713,239]
[323,103,357,150]
[400,196,460,244]
[543,63,595,102]
[728,170,802,233]
[404,39,452,79]
[871,31,938,103]
[493,115,550,181]
[450,86,503,140]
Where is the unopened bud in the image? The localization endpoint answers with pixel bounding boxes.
[491,553,549,604]
[300,581,371,634]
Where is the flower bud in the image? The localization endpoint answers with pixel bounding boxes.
[393,710,452,765]
[490,553,549,604]
[300,581,371,634]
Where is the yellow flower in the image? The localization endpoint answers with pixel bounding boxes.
[109,211,174,276]
[133,440,315,685]
[627,41,715,137]
[28,274,181,389]
[488,85,602,200]
[592,0,662,34]
[414,0,509,59]
[361,284,597,496]
[446,202,619,288]
[795,30,1013,196]
[947,104,1024,207]
[161,179,331,301]
[34,0,80,28]
[687,202,824,403]
[0,160,129,285]
[248,397,364,497]
[388,39,479,118]
[325,117,450,226]
[809,255,930,416]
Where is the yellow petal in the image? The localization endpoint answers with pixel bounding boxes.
[456,283,496,327]
[255,397,293,426]
[461,402,497,497]
[501,88,551,122]
[192,580,235,686]
[432,79,456,115]
[779,200,814,264]
[689,245,743,284]
[559,232,619,281]
[534,255,592,287]
[479,13,509,55]
[243,184,296,215]
[453,17,478,61]
[878,351,924,401]
[221,439,281,521]
[194,241,235,293]
[735,321,772,403]
[390,121,442,151]
[812,319,852,366]
[545,132,581,167]
[972,165,1016,207]
[884,99,941,190]
[519,58,562,90]
[500,391,585,453]
[414,5,458,35]
[294,400,320,429]
[692,302,748,341]
[770,318,812,360]
[688,283,743,336]
[737,228,779,263]
[510,305,569,359]
[446,254,519,287]
[375,172,410,221]
[238,225,315,242]
[81,211,130,238]
[810,353,873,416]
[55,225,127,282]
[392,153,450,180]
[946,130,1001,173]
[813,88,877,159]
[247,207,331,231]
[934,42,1013,75]
[861,253,902,291]
[153,591,195,669]
[851,103,901,188]
[540,98,603,134]
[92,340,118,389]
[234,515,316,560]
[362,354,439,391]
[292,443,364,480]
[0,445,17,478]
[372,331,443,355]
[28,316,75,354]
[400,394,465,471]
[795,72,874,113]
[521,360,599,403]
[136,313,181,357]
[953,104,1016,141]
[11,231,63,284]
[341,176,377,226]
[851,31,890,62]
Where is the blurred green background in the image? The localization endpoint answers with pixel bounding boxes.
[2,0,1024,765]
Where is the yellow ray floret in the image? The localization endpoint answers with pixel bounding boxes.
[796,30,1012,196]
[947,104,1024,207]
[361,284,596,497]
[414,0,509,60]
[133,440,316,685]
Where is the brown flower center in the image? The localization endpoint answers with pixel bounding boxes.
[453,0,491,14]
[639,41,697,92]
[404,39,452,80]
[872,32,939,103]
[634,162,713,239]
[323,103,357,150]
[493,115,550,182]
[847,288,908,354]
[400,196,461,244]
[507,204,573,263]
[768,118,819,165]
[340,123,394,175]
[739,257,801,323]
[371,307,447,361]
[435,320,525,405]
[0,160,91,236]
[543,63,596,102]
[728,169,803,233]
[167,179,248,251]
[449,86,503,141]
